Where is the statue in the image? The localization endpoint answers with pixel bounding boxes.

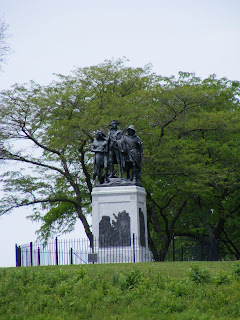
[91,121,143,186]
[91,131,109,184]
[108,120,124,178]
[123,125,143,183]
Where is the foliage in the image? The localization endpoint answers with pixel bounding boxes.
[1,262,240,319]
[113,268,144,290]
[0,18,11,69]
[232,263,240,277]
[0,58,154,244]
[187,265,211,284]
[1,58,240,259]
[214,272,231,286]
[141,73,240,260]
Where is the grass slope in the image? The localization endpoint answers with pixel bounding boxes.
[1,261,240,319]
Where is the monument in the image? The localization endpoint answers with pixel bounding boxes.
[91,121,152,263]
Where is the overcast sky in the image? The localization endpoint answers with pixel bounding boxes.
[0,0,240,267]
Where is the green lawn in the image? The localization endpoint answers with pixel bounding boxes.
[1,261,240,319]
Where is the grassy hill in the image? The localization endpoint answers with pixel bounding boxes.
[1,261,240,319]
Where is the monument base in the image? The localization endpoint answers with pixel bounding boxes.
[92,185,152,263]
[94,243,152,264]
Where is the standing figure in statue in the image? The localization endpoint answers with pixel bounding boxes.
[124,125,143,183]
[108,120,124,178]
[91,131,109,184]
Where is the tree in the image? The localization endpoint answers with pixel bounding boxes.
[0,18,11,69]
[1,59,240,260]
[0,59,154,244]
[142,73,240,260]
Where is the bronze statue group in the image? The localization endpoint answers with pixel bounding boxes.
[91,120,143,185]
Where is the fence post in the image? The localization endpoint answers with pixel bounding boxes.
[70,248,73,265]
[15,244,18,267]
[15,244,21,267]
[200,237,203,261]
[92,236,94,253]
[18,246,21,267]
[55,237,59,266]
[172,233,175,262]
[38,247,41,266]
[133,233,136,263]
[30,242,33,266]
[92,236,95,264]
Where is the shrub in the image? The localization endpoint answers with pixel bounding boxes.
[112,273,120,286]
[233,263,240,277]
[74,267,87,280]
[124,268,143,289]
[214,272,231,285]
[187,265,211,284]
[112,268,144,290]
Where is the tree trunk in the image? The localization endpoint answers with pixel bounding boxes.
[76,205,93,247]
[206,227,220,261]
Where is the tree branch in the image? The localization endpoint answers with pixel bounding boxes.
[222,228,240,258]
[0,149,65,175]
[79,144,92,197]
[170,200,187,231]
[0,196,79,215]
[21,125,61,156]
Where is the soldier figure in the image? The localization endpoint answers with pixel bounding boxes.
[91,131,109,184]
[91,121,143,185]
[124,125,143,183]
[108,120,123,178]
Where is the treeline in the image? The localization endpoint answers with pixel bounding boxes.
[0,58,240,259]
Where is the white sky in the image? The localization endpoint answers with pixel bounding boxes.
[0,0,240,267]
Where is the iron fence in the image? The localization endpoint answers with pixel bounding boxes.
[16,238,91,267]
[150,235,219,262]
[15,234,220,267]
[16,235,152,267]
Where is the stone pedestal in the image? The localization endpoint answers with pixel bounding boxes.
[92,185,152,263]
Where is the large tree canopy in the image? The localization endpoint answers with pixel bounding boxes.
[1,59,240,258]
[0,59,154,244]
[142,73,240,259]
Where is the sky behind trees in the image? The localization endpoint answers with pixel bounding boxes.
[0,0,240,266]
